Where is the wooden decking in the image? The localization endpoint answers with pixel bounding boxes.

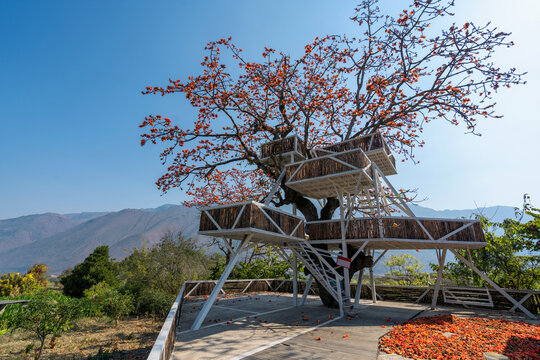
[306,217,486,249]
[199,201,305,243]
[284,148,373,199]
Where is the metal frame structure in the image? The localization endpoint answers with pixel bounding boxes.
[188,133,536,330]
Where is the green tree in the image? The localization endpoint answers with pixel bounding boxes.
[440,197,539,289]
[383,254,431,286]
[116,232,209,296]
[136,290,175,320]
[60,246,117,298]
[6,290,83,360]
[209,245,295,280]
[84,282,134,327]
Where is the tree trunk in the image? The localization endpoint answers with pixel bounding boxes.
[35,337,46,360]
[285,189,374,308]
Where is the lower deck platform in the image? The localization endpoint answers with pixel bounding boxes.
[173,293,427,360]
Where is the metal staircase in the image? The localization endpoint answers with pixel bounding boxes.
[287,239,349,316]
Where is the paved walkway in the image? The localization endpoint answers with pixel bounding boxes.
[173,293,427,360]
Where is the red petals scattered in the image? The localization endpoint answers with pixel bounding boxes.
[380,315,540,360]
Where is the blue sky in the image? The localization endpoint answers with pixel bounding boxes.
[0,0,538,219]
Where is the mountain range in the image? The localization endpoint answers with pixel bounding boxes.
[0,203,520,275]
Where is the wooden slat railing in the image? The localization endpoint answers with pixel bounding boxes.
[199,202,305,238]
[307,218,485,243]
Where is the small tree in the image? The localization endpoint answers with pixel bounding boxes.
[26,264,49,288]
[116,232,209,296]
[383,254,430,286]
[60,246,117,298]
[84,282,133,327]
[7,290,83,360]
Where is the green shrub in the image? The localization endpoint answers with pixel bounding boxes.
[0,264,48,296]
[6,290,84,360]
[115,233,209,296]
[60,246,117,298]
[84,282,133,326]
[136,291,174,320]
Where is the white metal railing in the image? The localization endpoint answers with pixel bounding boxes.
[147,282,186,360]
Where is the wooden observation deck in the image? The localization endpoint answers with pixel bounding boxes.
[260,135,306,166]
[316,132,397,176]
[199,201,305,243]
[283,133,395,199]
[188,131,533,334]
[306,217,486,249]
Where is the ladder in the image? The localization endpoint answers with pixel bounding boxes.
[288,240,349,316]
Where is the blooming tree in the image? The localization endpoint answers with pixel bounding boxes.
[140,0,524,305]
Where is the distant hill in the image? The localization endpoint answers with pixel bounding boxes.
[0,205,207,274]
[0,213,80,253]
[0,203,524,275]
[410,204,521,223]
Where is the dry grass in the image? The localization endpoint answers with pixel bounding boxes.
[0,316,161,359]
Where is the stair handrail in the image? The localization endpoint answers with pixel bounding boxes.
[295,239,343,280]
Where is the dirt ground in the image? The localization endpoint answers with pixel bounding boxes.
[0,316,161,359]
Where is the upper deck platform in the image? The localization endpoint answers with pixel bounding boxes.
[259,135,306,167]
[315,132,396,176]
[259,133,396,179]
[284,147,373,199]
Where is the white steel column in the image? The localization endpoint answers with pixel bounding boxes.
[191,235,251,330]
[342,241,351,301]
[431,249,447,309]
[353,269,364,309]
[300,275,314,306]
[339,190,351,301]
[449,249,536,319]
[293,253,298,306]
[369,250,377,303]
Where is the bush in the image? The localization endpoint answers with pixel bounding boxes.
[60,246,117,298]
[84,282,133,326]
[0,264,48,296]
[209,245,292,280]
[136,291,175,320]
[116,233,209,296]
[6,290,84,360]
